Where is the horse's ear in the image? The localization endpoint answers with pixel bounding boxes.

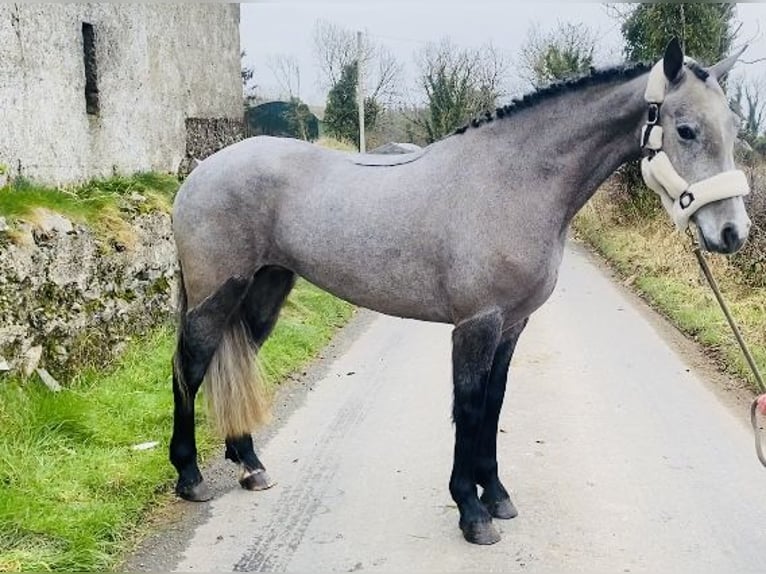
[709,45,748,82]
[663,37,684,83]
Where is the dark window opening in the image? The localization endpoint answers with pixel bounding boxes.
[82,22,99,115]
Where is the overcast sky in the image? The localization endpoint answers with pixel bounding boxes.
[240,2,766,106]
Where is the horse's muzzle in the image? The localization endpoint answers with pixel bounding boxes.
[702,222,748,254]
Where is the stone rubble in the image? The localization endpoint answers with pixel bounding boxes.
[36,368,62,392]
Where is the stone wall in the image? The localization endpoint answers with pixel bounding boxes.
[0,211,177,380]
[0,4,242,185]
[178,117,246,177]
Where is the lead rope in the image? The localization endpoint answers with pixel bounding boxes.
[686,228,766,467]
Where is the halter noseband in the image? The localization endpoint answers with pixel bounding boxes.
[640,59,749,230]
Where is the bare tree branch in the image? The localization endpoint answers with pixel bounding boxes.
[370,45,403,103]
[737,18,761,51]
[519,21,597,88]
[731,75,766,138]
[241,50,258,102]
[266,54,301,100]
[313,20,401,107]
[413,37,509,142]
[602,3,633,22]
[313,20,374,90]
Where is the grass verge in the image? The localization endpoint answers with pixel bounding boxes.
[315,137,357,152]
[0,281,354,572]
[574,189,766,390]
[0,173,179,243]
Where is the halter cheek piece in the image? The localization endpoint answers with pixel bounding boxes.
[640,59,750,230]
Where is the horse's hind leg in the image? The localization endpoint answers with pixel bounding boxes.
[170,275,251,501]
[476,318,528,520]
[450,310,503,545]
[224,266,296,491]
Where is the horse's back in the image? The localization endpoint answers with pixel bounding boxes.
[175,137,335,205]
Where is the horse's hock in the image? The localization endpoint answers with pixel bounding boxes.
[0,211,177,381]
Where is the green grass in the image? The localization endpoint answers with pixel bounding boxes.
[260,281,355,381]
[0,173,179,241]
[0,281,354,572]
[575,190,766,389]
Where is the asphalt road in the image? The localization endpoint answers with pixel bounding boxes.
[144,244,766,573]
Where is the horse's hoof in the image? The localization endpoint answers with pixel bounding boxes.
[177,480,212,502]
[460,520,501,545]
[481,495,518,520]
[239,468,275,491]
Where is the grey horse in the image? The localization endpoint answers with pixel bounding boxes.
[170,40,751,545]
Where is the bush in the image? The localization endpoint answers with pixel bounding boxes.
[732,163,766,287]
[608,165,662,221]
[315,137,357,152]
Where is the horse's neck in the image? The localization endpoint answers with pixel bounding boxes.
[479,73,649,226]
[558,74,649,216]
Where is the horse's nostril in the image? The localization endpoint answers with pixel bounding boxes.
[721,223,742,253]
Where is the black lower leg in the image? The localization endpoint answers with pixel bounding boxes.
[450,311,503,545]
[169,276,251,501]
[225,434,274,490]
[225,434,264,469]
[476,319,528,520]
[170,367,210,501]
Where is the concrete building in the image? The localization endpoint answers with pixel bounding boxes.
[0,4,243,184]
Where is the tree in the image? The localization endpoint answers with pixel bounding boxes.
[618,3,736,65]
[323,61,380,148]
[313,20,401,104]
[284,98,318,141]
[371,105,431,148]
[246,100,319,141]
[314,22,403,148]
[519,22,597,88]
[241,50,258,105]
[412,39,508,143]
[266,54,301,100]
[730,77,765,144]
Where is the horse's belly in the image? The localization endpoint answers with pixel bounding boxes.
[271,192,452,322]
[288,258,452,323]
[272,237,450,322]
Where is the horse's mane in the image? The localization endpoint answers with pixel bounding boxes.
[454,61,654,136]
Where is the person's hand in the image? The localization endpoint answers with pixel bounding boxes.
[757,394,766,416]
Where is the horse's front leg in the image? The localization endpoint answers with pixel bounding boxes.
[476,318,528,520]
[449,310,503,545]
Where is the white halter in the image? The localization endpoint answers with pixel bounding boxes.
[640,59,749,230]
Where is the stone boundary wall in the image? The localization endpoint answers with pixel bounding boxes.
[178,117,246,177]
[0,212,177,381]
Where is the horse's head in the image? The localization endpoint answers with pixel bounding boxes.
[642,38,751,254]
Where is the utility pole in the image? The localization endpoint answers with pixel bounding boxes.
[357,30,366,153]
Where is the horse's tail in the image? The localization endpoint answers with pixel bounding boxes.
[205,318,271,437]
[175,268,271,437]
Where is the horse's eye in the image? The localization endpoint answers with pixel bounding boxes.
[677,125,696,140]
